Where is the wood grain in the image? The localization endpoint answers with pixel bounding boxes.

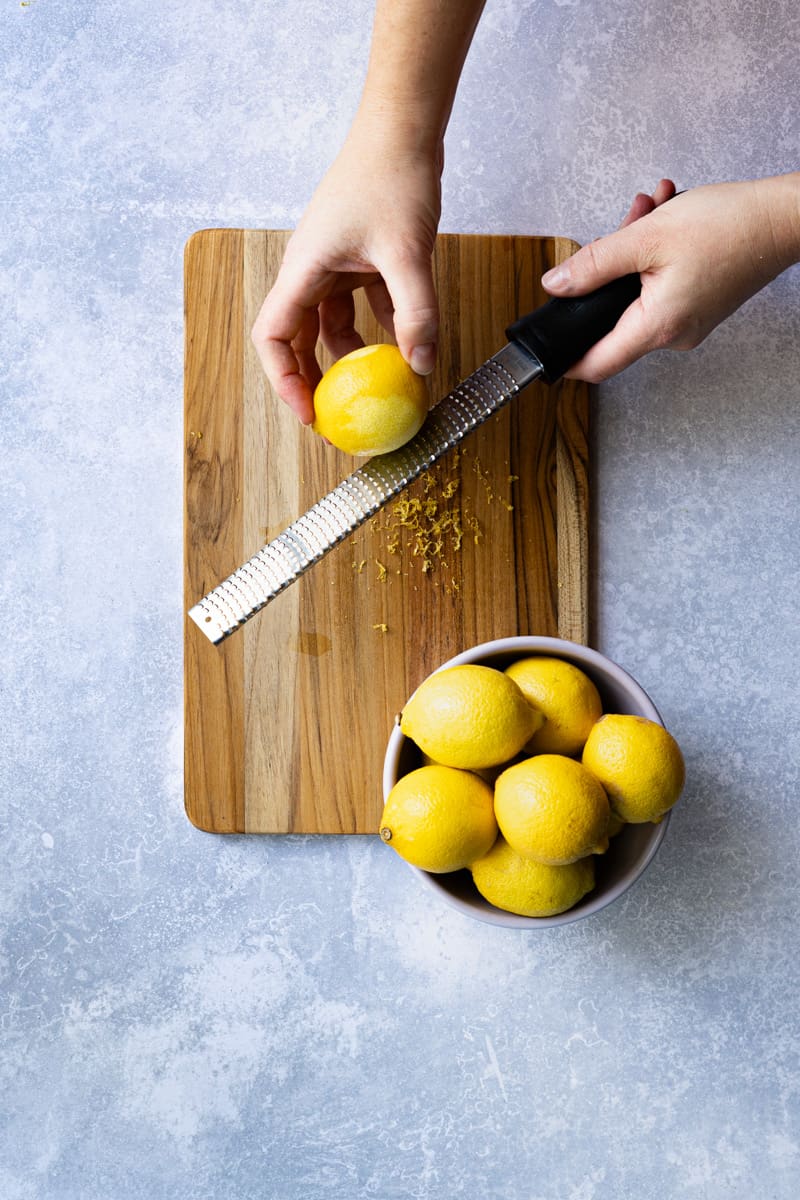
[184,230,590,833]
[184,229,245,833]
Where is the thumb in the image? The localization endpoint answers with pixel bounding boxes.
[378,247,440,375]
[541,226,645,298]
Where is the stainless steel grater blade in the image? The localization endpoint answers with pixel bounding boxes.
[188,341,542,644]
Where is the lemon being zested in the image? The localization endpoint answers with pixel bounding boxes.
[504,656,603,756]
[379,764,498,873]
[400,664,542,770]
[312,343,429,456]
[582,714,685,824]
[471,836,595,917]
[494,754,610,865]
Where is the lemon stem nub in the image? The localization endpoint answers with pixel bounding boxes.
[380,827,393,842]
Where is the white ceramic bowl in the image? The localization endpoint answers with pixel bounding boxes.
[383,636,671,928]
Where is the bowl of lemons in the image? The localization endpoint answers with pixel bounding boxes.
[381,636,684,928]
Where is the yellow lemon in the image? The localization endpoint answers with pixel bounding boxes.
[494,754,610,865]
[504,656,603,756]
[400,664,542,770]
[312,343,429,456]
[471,836,595,917]
[582,714,685,824]
[379,765,497,873]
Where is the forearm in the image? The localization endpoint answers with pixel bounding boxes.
[354,0,486,154]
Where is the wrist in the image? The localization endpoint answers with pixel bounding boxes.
[351,95,446,164]
[755,172,800,271]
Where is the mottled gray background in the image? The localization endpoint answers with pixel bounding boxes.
[2,1,799,1197]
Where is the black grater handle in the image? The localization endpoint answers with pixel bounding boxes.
[506,273,642,384]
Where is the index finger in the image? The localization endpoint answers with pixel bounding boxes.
[251,276,322,423]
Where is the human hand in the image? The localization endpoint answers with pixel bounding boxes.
[542,175,800,382]
[251,119,443,424]
[617,177,677,227]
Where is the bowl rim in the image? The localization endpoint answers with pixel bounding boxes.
[382,635,671,929]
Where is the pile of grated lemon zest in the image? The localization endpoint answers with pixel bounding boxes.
[349,448,523,582]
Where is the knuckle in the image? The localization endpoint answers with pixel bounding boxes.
[569,357,611,385]
[251,288,289,344]
[396,311,439,344]
[584,365,612,384]
[581,240,605,277]
[398,303,439,326]
[250,319,265,349]
[571,239,618,289]
[632,226,663,270]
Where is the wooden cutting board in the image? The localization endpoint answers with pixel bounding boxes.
[184,230,590,833]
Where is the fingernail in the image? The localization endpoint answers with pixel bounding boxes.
[410,343,436,375]
[542,265,569,290]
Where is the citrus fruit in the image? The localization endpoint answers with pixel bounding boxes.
[400,664,542,770]
[494,754,610,864]
[379,764,497,873]
[504,656,603,756]
[471,836,595,917]
[312,343,429,456]
[582,713,685,824]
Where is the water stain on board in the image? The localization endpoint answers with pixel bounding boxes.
[293,631,332,657]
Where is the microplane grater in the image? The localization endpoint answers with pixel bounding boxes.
[188,343,537,644]
[188,273,642,645]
